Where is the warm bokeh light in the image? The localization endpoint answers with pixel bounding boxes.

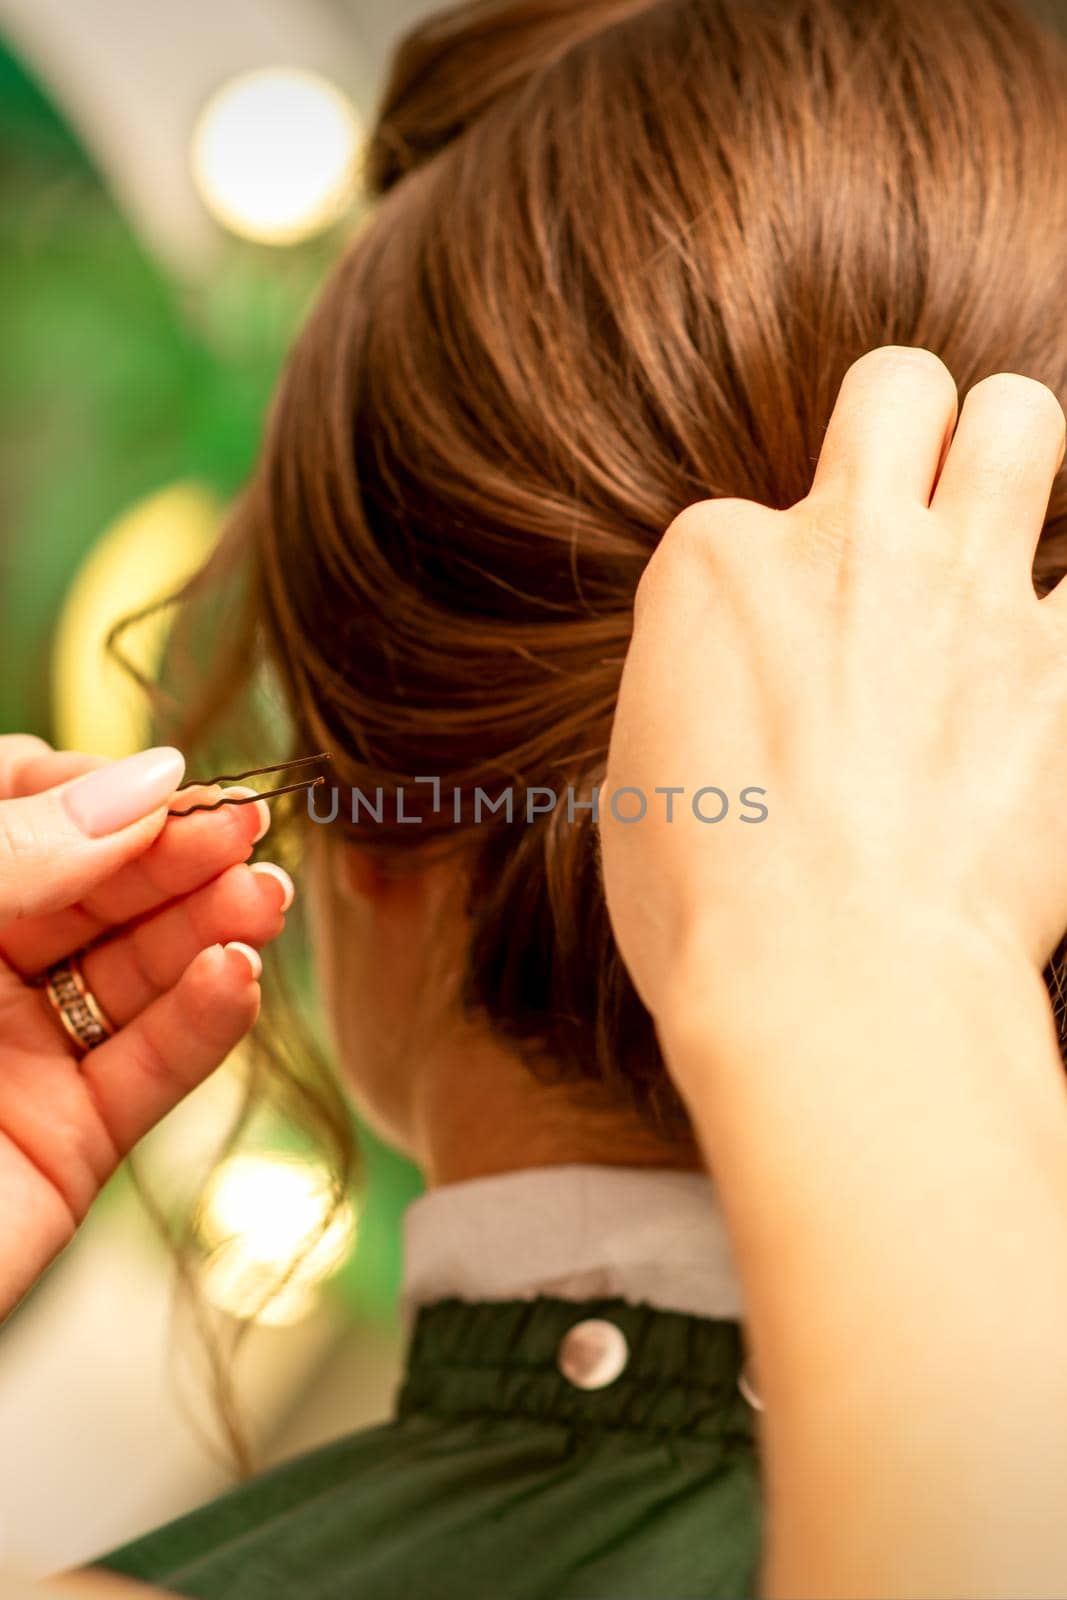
[196,1153,357,1325]
[51,482,220,757]
[190,68,361,246]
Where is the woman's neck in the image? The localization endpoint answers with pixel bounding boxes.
[411,1031,701,1188]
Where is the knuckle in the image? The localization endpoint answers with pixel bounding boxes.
[228,865,277,934]
[660,497,763,561]
[218,799,255,854]
[846,344,956,399]
[218,865,283,939]
[660,498,717,554]
[957,380,1066,494]
[125,927,162,995]
[637,498,770,621]
[965,372,1065,442]
[129,1024,184,1096]
[185,870,237,945]
[182,950,241,1044]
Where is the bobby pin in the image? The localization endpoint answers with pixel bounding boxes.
[168,753,332,818]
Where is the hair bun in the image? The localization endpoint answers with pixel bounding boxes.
[365,0,657,194]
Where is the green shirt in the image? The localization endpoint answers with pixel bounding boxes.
[98,1296,762,1599]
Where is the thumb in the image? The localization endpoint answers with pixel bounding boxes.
[0,747,186,920]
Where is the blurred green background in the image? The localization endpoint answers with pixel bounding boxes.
[0,11,422,1432]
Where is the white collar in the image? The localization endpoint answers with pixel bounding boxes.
[401,1164,744,1326]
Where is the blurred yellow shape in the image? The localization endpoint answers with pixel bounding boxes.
[52,482,220,757]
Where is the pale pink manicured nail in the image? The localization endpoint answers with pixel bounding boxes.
[250,861,295,911]
[62,747,186,837]
[223,786,271,842]
[225,941,263,980]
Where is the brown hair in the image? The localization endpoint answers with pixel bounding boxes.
[213,0,1067,1136]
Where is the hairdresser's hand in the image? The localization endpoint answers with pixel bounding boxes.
[602,344,1067,1034]
[0,736,294,1321]
[602,346,1067,1599]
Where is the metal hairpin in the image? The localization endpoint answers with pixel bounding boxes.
[167,752,332,817]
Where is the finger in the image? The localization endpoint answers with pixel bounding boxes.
[0,786,271,972]
[79,860,292,1027]
[0,748,186,921]
[809,346,958,509]
[930,372,1066,570]
[0,735,52,792]
[79,942,262,1156]
[0,737,105,800]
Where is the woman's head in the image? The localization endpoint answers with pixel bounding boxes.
[233,0,1067,1154]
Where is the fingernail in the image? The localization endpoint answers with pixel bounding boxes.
[250,861,295,912]
[63,747,186,837]
[225,940,262,980]
[223,786,271,842]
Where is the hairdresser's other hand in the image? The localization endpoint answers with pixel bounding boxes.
[602,344,1067,1037]
[601,347,1067,1599]
[0,737,294,1321]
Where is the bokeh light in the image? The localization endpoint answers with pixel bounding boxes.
[51,482,220,757]
[190,68,361,246]
[196,1153,358,1326]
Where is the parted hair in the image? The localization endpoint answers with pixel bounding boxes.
[228,0,1067,1133]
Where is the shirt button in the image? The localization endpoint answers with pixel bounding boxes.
[557,1318,629,1390]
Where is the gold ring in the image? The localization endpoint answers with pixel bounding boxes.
[43,954,116,1056]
